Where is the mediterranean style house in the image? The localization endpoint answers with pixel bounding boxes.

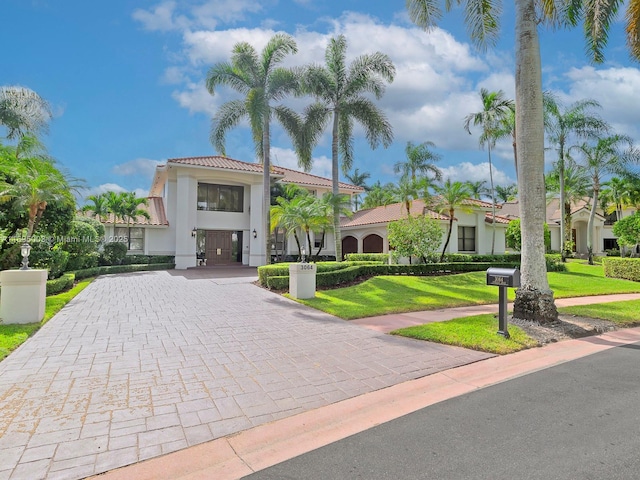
[98,155,511,268]
[500,198,631,255]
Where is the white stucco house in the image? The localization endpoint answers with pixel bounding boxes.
[97,155,513,268]
[340,198,510,258]
[500,198,631,255]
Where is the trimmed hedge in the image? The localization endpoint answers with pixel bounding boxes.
[258,261,380,286]
[603,257,640,281]
[73,263,176,280]
[344,253,389,263]
[46,273,75,295]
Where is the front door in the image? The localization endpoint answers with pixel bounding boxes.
[205,230,233,265]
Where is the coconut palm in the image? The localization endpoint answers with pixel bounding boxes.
[345,168,371,211]
[601,176,634,222]
[361,181,397,210]
[544,96,608,260]
[206,33,300,265]
[465,180,489,200]
[574,135,640,264]
[302,34,395,262]
[464,89,514,255]
[406,0,640,323]
[432,179,473,262]
[82,193,110,222]
[393,141,442,182]
[0,86,52,140]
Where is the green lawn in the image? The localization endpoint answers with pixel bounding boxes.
[391,314,538,355]
[0,278,93,361]
[295,262,640,319]
[558,300,640,326]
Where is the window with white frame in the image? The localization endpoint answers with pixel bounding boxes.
[313,230,326,249]
[457,226,476,252]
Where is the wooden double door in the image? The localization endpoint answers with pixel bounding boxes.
[205,230,234,265]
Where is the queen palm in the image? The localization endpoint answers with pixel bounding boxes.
[0,86,52,140]
[466,180,489,200]
[82,193,109,222]
[302,34,395,262]
[207,33,300,264]
[574,135,639,264]
[361,181,396,210]
[407,0,640,323]
[394,141,442,182]
[464,89,514,255]
[432,179,473,262]
[495,184,518,203]
[120,192,150,251]
[545,96,608,261]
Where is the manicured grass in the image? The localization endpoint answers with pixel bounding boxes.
[295,262,640,319]
[392,314,538,355]
[0,278,93,361]
[558,300,640,327]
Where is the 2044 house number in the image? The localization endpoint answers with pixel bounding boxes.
[300,264,314,270]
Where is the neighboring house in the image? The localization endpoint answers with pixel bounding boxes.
[500,198,633,254]
[99,156,363,269]
[340,198,510,257]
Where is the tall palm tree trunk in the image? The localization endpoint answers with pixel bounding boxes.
[559,153,567,261]
[587,186,599,265]
[440,213,454,262]
[263,116,272,265]
[512,0,558,323]
[331,111,342,261]
[488,144,496,255]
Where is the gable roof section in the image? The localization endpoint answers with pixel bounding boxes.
[341,199,449,228]
[485,213,511,225]
[502,198,606,224]
[162,156,363,193]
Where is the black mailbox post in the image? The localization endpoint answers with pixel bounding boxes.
[486,268,521,338]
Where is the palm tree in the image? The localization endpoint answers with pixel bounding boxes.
[345,168,371,211]
[206,33,300,265]
[495,184,518,203]
[393,141,442,182]
[544,96,608,261]
[104,191,126,224]
[466,180,489,200]
[545,160,591,255]
[406,0,640,323]
[120,192,150,250]
[316,192,352,259]
[82,193,109,222]
[361,181,397,210]
[464,89,514,255]
[302,34,395,262]
[432,179,473,262]
[0,155,79,237]
[0,86,52,140]
[574,135,639,264]
[394,177,424,217]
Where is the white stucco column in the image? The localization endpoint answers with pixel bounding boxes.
[249,184,266,266]
[357,236,363,253]
[0,270,47,324]
[174,173,198,269]
[476,215,487,254]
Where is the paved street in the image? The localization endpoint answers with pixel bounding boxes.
[0,268,492,480]
[248,340,640,480]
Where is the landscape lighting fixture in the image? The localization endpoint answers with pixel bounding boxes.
[20,242,31,270]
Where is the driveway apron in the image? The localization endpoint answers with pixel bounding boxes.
[0,269,492,480]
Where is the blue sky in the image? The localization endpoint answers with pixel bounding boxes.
[3,0,640,201]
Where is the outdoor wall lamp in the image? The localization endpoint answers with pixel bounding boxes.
[252,229,257,239]
[191,227,197,237]
[20,242,31,270]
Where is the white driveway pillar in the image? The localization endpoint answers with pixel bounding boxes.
[175,173,197,269]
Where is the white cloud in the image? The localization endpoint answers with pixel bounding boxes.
[439,162,514,186]
[112,158,162,177]
[78,184,149,203]
[271,147,332,179]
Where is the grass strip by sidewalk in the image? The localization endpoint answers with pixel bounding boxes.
[0,278,93,361]
[558,300,640,327]
[391,314,538,355]
[295,263,640,320]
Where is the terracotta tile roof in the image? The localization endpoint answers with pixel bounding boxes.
[165,156,363,193]
[341,199,449,228]
[485,213,512,225]
[277,166,364,193]
[81,197,169,226]
[502,198,605,224]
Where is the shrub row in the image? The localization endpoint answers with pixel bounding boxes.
[46,273,75,295]
[344,253,389,263]
[73,263,176,281]
[262,255,566,291]
[603,257,640,281]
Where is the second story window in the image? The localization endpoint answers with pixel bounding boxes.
[197,184,244,212]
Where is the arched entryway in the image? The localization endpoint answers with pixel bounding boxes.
[342,235,358,258]
[363,234,383,253]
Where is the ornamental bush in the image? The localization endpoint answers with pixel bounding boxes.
[603,257,640,281]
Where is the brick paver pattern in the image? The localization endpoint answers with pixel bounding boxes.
[0,271,492,480]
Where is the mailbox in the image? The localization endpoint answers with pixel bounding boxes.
[486,268,520,288]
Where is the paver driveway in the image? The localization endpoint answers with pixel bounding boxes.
[0,269,493,480]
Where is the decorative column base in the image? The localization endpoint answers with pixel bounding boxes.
[0,269,47,324]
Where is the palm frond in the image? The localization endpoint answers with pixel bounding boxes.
[406,0,443,30]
